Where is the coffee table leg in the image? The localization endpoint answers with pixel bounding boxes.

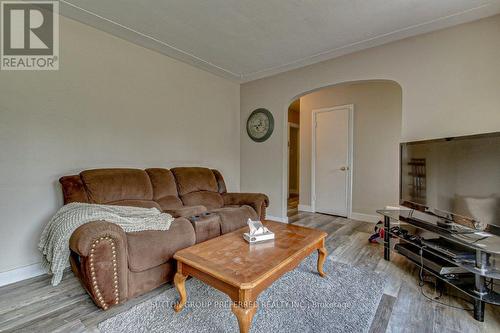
[173,272,187,312]
[317,245,327,277]
[231,302,257,333]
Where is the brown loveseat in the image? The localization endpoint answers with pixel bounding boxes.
[59,167,268,310]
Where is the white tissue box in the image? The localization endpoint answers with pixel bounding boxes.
[243,231,275,243]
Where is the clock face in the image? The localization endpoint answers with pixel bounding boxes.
[247,109,274,142]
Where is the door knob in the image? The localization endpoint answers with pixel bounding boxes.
[340,166,349,171]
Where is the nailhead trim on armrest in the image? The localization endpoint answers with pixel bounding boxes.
[89,236,120,310]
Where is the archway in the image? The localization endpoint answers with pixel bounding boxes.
[283,80,403,221]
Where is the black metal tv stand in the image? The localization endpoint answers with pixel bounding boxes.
[378,208,500,322]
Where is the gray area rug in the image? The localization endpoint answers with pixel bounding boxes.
[99,254,387,333]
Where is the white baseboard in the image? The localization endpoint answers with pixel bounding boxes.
[266,215,289,223]
[350,212,381,223]
[0,263,46,287]
[297,204,313,212]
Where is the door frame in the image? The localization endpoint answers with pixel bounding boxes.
[311,104,354,217]
[287,122,300,197]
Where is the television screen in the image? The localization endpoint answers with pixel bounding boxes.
[400,132,500,227]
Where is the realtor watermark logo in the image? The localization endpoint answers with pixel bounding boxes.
[1,1,59,70]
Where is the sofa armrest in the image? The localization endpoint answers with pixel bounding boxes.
[69,221,128,310]
[70,220,126,256]
[222,193,269,220]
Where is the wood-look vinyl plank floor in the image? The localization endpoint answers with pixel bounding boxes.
[1,211,499,332]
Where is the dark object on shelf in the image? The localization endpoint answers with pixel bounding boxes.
[395,242,470,275]
[390,226,408,237]
[421,237,476,262]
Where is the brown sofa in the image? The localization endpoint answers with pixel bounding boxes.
[59,167,268,310]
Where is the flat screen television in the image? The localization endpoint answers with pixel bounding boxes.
[400,132,500,228]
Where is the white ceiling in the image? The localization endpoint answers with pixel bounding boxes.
[59,0,500,82]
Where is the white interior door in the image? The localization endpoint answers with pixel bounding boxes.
[313,105,352,217]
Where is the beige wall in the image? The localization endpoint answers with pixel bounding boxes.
[0,17,240,273]
[241,15,500,218]
[299,81,402,214]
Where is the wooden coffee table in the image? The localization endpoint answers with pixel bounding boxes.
[173,220,328,333]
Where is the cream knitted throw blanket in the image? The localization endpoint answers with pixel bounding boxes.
[39,202,174,286]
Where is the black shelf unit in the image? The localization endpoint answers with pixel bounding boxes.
[378,209,500,322]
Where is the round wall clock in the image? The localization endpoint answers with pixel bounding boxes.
[246,108,274,142]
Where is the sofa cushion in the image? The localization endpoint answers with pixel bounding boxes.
[126,218,195,272]
[145,168,179,200]
[155,196,184,210]
[181,191,224,210]
[108,200,161,210]
[212,205,258,234]
[80,169,153,204]
[171,167,218,196]
[165,205,207,218]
